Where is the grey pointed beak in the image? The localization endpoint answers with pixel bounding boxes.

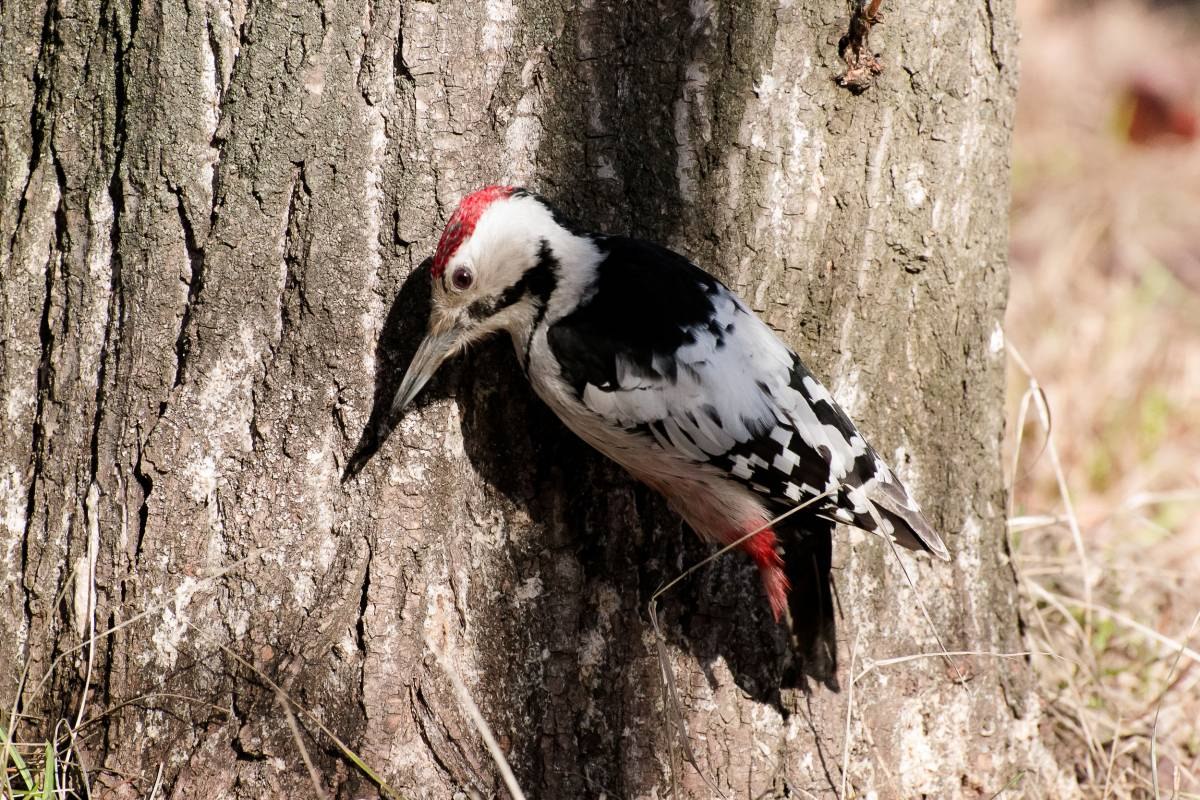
[391,328,461,417]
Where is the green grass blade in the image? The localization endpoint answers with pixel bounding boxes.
[0,723,35,792]
[39,742,54,800]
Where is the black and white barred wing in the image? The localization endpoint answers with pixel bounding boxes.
[765,356,950,560]
[545,238,948,560]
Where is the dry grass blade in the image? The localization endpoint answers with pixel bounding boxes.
[147,763,165,800]
[73,485,101,741]
[851,649,1078,686]
[1009,342,1094,645]
[648,606,727,800]
[1007,380,1049,513]
[424,636,527,800]
[1119,490,1200,512]
[1028,583,1200,667]
[1008,514,1069,533]
[77,692,233,730]
[1151,607,1200,799]
[654,632,683,800]
[278,691,329,800]
[839,631,861,800]
[986,770,1027,799]
[872,505,968,687]
[52,717,89,800]
[781,781,823,800]
[1101,715,1123,800]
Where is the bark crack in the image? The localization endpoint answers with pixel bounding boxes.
[354,537,372,657]
[983,0,1004,73]
[170,185,206,387]
[131,442,152,560]
[8,0,57,258]
[281,162,314,326]
[411,681,492,795]
[394,23,416,89]
[87,289,116,488]
[354,535,372,742]
[94,0,131,487]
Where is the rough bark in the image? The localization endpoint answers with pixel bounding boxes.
[1,0,1075,797]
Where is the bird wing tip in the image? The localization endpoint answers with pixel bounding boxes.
[910,519,950,562]
[929,537,952,561]
[865,482,951,562]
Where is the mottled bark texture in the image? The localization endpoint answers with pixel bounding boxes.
[1,0,1074,797]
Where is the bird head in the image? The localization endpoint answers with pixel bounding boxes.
[389,185,568,416]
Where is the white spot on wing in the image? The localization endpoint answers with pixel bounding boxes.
[781,381,859,484]
[845,485,869,512]
[731,455,754,480]
[772,448,799,473]
[801,376,833,404]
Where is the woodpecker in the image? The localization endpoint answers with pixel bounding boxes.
[391,186,949,621]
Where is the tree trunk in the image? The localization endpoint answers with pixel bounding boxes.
[0,0,1074,797]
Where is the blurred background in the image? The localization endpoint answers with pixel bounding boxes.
[1008,0,1200,794]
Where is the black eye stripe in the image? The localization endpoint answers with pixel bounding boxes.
[467,297,498,320]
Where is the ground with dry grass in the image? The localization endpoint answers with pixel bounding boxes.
[1007,1,1200,796]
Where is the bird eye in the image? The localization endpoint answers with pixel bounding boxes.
[450,266,474,292]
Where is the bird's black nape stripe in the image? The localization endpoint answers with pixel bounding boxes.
[521,240,560,370]
[523,239,559,309]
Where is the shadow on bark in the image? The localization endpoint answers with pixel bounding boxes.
[342,257,443,481]
[345,0,843,792]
